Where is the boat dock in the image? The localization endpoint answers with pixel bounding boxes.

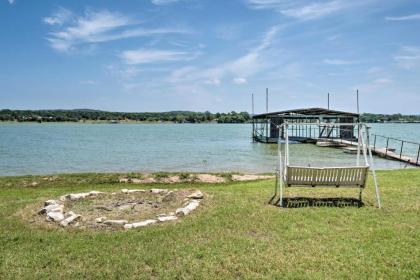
[251,108,420,167]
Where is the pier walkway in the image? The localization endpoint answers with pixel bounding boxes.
[324,135,420,167]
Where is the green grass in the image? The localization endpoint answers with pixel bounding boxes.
[0,170,419,279]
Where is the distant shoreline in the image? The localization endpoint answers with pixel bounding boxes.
[1,120,420,124]
[1,109,419,123]
[0,120,240,124]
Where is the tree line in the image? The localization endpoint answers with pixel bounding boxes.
[359,113,420,123]
[1,109,419,123]
[0,109,251,123]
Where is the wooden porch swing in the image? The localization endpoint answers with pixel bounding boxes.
[275,122,381,208]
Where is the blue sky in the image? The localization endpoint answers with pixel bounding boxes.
[1,0,420,114]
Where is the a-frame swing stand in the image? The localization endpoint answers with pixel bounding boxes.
[272,122,381,208]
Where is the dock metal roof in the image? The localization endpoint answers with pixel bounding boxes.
[252,107,359,119]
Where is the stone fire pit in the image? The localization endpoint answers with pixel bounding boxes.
[37,188,204,230]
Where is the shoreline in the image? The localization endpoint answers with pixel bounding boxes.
[0,120,246,124]
[0,167,416,178]
[1,120,420,124]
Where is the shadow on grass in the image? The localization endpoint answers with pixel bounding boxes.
[270,197,363,208]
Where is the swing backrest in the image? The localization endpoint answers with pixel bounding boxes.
[286,166,369,188]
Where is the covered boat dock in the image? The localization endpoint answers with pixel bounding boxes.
[252,107,359,143]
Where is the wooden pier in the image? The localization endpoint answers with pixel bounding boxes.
[323,137,420,167]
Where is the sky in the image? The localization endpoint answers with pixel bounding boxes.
[1,0,420,114]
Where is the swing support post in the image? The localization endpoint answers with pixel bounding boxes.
[366,126,381,208]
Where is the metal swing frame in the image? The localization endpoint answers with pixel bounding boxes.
[275,122,381,208]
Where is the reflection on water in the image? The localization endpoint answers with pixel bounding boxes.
[0,123,417,176]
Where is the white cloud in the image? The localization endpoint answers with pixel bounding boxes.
[233,77,248,84]
[44,9,189,52]
[43,7,72,26]
[282,1,347,20]
[373,78,391,84]
[151,0,180,5]
[385,14,420,21]
[323,59,359,65]
[168,25,280,86]
[353,78,392,93]
[120,49,197,64]
[204,78,221,85]
[394,46,420,69]
[247,0,354,20]
[7,0,14,4]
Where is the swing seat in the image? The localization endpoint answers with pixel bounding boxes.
[286,166,369,188]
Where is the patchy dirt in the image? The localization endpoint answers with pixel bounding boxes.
[119,173,274,184]
[231,174,274,181]
[195,174,225,183]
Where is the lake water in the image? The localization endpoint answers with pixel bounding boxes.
[0,123,419,176]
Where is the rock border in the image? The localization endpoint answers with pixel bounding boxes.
[38,189,204,229]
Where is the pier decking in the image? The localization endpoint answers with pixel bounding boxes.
[324,136,420,167]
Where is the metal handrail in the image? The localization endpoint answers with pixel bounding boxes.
[373,134,420,146]
[372,134,420,165]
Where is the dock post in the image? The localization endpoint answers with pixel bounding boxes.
[400,141,404,159]
[277,134,283,207]
[417,145,420,165]
[356,125,361,166]
[373,135,377,150]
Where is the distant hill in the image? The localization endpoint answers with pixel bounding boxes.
[0,109,250,123]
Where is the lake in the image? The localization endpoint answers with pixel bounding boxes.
[0,123,419,176]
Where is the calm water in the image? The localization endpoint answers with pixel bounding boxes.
[0,123,419,176]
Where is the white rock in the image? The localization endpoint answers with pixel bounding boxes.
[47,211,64,222]
[119,178,129,183]
[95,217,106,223]
[103,220,128,226]
[118,204,135,210]
[157,215,178,222]
[40,204,64,214]
[60,213,81,227]
[176,200,200,216]
[89,191,104,196]
[187,190,203,199]
[63,191,103,201]
[150,188,168,194]
[121,189,146,194]
[130,220,157,228]
[44,200,59,206]
[68,192,91,201]
[124,219,157,229]
[59,195,67,202]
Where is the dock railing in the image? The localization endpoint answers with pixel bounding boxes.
[372,134,420,165]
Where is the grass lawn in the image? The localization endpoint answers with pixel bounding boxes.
[0,170,419,279]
